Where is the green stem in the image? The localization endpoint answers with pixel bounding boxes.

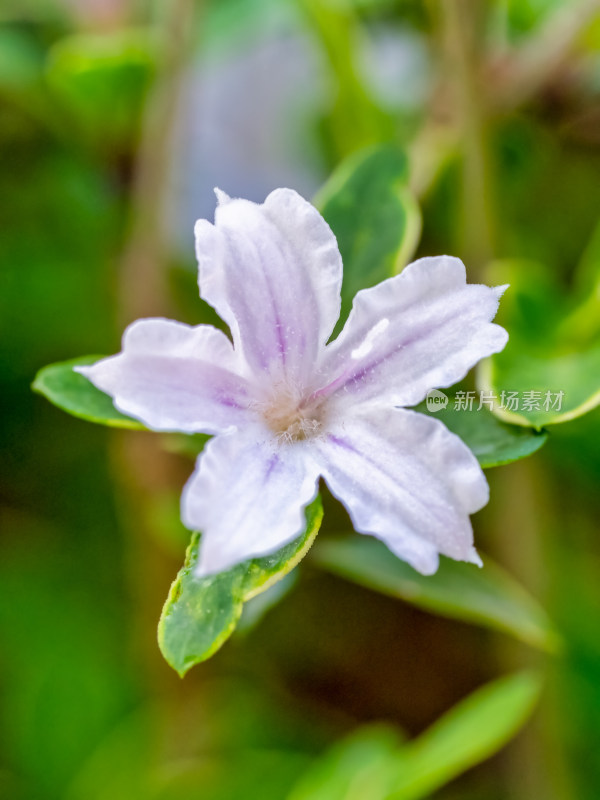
[439,0,495,273]
[112,0,199,686]
[486,460,574,799]
[118,0,197,326]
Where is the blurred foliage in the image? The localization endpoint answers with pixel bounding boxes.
[313,537,559,652]
[3,0,600,799]
[480,255,600,428]
[298,0,396,159]
[45,28,157,155]
[290,671,542,800]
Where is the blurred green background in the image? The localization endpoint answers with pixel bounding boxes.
[2,0,600,798]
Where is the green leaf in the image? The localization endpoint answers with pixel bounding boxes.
[158,496,324,675]
[288,725,404,800]
[573,216,600,299]
[289,673,542,800]
[479,259,600,429]
[416,394,547,468]
[32,356,143,429]
[313,537,560,652]
[481,347,600,429]
[316,145,421,335]
[388,671,542,799]
[497,0,564,42]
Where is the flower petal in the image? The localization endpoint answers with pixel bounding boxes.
[182,429,321,576]
[312,406,489,574]
[315,255,508,408]
[195,188,343,386]
[77,318,252,433]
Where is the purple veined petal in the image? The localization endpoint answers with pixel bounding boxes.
[311,406,489,574]
[313,255,508,409]
[195,188,343,388]
[76,318,254,434]
[182,427,321,576]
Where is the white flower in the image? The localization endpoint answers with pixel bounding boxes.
[78,189,508,577]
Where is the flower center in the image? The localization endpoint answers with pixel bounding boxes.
[260,389,324,443]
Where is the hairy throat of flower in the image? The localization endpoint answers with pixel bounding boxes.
[262,395,324,444]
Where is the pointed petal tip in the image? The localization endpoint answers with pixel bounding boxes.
[73,364,96,378]
[494,283,510,298]
[214,187,231,206]
[468,547,484,568]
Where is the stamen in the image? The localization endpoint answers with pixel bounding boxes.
[257,387,324,443]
